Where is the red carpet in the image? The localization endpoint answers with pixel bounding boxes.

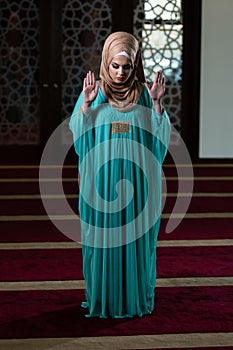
[0,217,233,243]
[0,220,71,243]
[1,177,231,195]
[0,249,83,281]
[1,198,78,215]
[2,196,233,215]
[0,163,233,348]
[0,181,78,195]
[0,287,232,339]
[1,246,233,282]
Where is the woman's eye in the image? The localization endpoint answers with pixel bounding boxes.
[123,64,131,70]
[112,63,119,69]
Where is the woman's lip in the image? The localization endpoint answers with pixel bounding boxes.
[116,77,124,81]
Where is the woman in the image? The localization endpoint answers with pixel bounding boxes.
[69,32,170,318]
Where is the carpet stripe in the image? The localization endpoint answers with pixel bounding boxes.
[0,280,86,291]
[166,174,233,180]
[162,213,233,219]
[0,215,78,221]
[0,176,232,182]
[0,239,233,249]
[0,333,232,350]
[0,277,233,291]
[166,176,233,180]
[0,213,233,221]
[0,242,82,249]
[168,192,233,197]
[162,163,233,167]
[0,165,77,169]
[0,194,78,200]
[1,163,233,168]
[1,193,232,200]
[0,178,78,183]
[158,239,233,247]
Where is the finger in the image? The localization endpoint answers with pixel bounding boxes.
[155,71,159,83]
[157,70,163,83]
[153,71,161,88]
[91,71,95,86]
[83,77,87,88]
[94,84,99,94]
[87,71,91,85]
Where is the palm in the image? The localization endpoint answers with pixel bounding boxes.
[83,71,98,104]
[83,84,97,103]
[145,70,166,101]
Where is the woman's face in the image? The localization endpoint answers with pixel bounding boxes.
[109,55,133,83]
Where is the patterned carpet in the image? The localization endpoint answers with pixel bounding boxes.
[0,163,233,350]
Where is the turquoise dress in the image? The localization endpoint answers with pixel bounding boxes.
[69,85,170,318]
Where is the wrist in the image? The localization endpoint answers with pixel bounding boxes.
[152,99,164,116]
[152,98,162,104]
[82,101,91,115]
[83,100,91,107]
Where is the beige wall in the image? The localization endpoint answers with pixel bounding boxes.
[199,0,233,158]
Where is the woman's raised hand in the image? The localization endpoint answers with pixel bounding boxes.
[145,70,166,102]
[83,71,99,104]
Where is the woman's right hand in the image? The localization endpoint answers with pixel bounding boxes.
[83,71,99,105]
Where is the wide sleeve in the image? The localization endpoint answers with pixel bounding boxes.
[139,85,171,164]
[69,91,93,157]
[154,108,170,164]
[69,91,84,135]
[69,85,108,156]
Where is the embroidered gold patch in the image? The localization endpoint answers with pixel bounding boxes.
[111,121,130,134]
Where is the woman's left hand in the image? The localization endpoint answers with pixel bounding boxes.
[145,70,166,102]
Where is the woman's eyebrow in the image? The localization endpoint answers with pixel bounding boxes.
[111,62,131,68]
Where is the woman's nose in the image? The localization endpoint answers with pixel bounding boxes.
[119,67,124,75]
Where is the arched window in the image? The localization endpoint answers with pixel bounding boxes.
[134,0,182,144]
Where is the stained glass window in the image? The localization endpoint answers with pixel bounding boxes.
[134,0,183,144]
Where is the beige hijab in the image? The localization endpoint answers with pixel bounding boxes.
[99,32,145,111]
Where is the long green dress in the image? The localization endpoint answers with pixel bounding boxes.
[69,85,170,318]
